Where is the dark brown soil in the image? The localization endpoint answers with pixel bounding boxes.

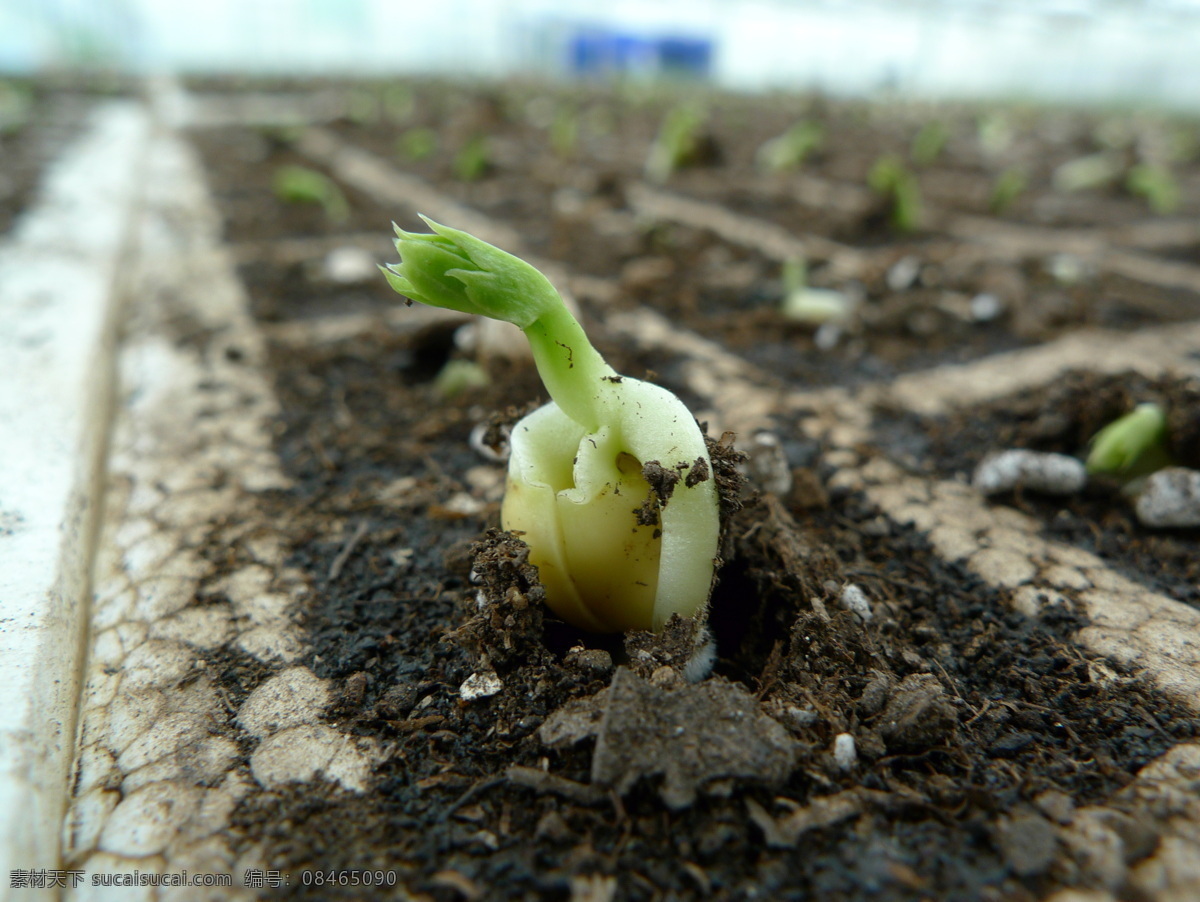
[177,77,1200,901]
[918,370,1200,610]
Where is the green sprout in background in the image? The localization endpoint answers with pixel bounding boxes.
[434,359,490,399]
[868,155,922,234]
[382,84,415,124]
[1052,152,1123,193]
[272,165,350,224]
[1126,164,1180,215]
[756,120,824,173]
[911,120,949,167]
[550,107,579,158]
[382,218,721,633]
[977,111,1014,158]
[398,127,438,161]
[0,79,32,135]
[989,167,1028,214]
[345,87,381,126]
[644,104,708,183]
[1086,402,1174,481]
[453,135,492,182]
[779,257,853,325]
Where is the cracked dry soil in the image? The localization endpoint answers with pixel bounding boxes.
[62,76,1200,901]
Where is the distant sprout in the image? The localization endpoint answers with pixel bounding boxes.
[756,120,824,173]
[644,104,707,183]
[977,112,1013,158]
[1126,164,1180,215]
[911,120,949,167]
[1167,127,1198,164]
[434,359,490,399]
[1052,153,1123,193]
[989,167,1028,214]
[382,84,415,124]
[345,87,380,126]
[1086,403,1173,480]
[398,127,438,161]
[453,135,491,182]
[550,107,579,158]
[272,165,350,224]
[868,155,922,234]
[779,258,853,325]
[0,80,32,135]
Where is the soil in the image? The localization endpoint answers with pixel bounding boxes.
[180,77,1200,899]
[0,79,114,235]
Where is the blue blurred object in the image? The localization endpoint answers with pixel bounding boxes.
[568,27,711,79]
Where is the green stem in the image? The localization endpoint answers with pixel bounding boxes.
[523,304,615,430]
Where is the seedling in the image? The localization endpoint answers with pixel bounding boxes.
[382,84,415,124]
[398,127,438,161]
[910,120,949,167]
[382,218,720,632]
[550,108,579,158]
[756,121,824,172]
[645,104,707,183]
[435,359,489,399]
[779,258,852,325]
[1126,164,1180,215]
[989,167,1027,214]
[1086,402,1173,480]
[868,155,921,234]
[453,135,491,182]
[272,165,350,224]
[1052,153,1122,193]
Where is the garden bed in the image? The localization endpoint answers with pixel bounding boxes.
[29,77,1200,901]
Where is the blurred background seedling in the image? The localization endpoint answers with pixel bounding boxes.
[272,165,350,224]
[989,167,1028,214]
[453,134,492,182]
[1126,163,1180,214]
[868,155,922,233]
[756,120,824,172]
[644,103,711,182]
[911,120,949,166]
[397,127,438,161]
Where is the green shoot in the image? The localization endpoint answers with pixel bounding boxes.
[272,165,350,224]
[453,135,491,182]
[0,80,32,135]
[977,112,1013,158]
[989,167,1028,214]
[1126,164,1180,215]
[779,258,852,325]
[383,218,720,632]
[868,155,922,234]
[756,121,824,172]
[1052,153,1122,193]
[645,104,707,183]
[435,359,489,399]
[550,108,578,158]
[382,84,415,124]
[911,121,949,167]
[1086,403,1173,480]
[398,127,438,161]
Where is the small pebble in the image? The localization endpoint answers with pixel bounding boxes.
[973,449,1086,496]
[969,292,1004,322]
[839,583,873,622]
[1135,467,1200,528]
[747,431,792,496]
[460,671,503,701]
[833,733,857,771]
[322,246,377,283]
[886,255,921,292]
